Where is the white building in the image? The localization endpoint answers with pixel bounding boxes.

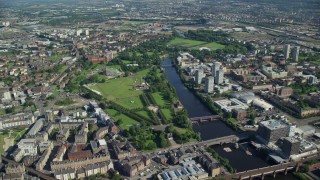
[2,21,10,27]
[3,91,12,101]
[292,46,300,62]
[76,29,83,36]
[284,44,290,59]
[0,113,35,130]
[308,75,318,85]
[252,99,273,111]
[27,118,44,136]
[211,62,221,77]
[195,69,204,84]
[215,69,224,85]
[215,98,249,112]
[17,139,38,156]
[205,76,214,93]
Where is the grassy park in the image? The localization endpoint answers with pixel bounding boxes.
[106,109,140,130]
[151,92,168,107]
[160,109,173,121]
[168,37,225,50]
[88,69,149,101]
[88,69,154,126]
[137,111,152,119]
[116,96,144,109]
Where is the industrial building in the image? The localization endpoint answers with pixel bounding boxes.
[252,99,274,111]
[157,159,208,180]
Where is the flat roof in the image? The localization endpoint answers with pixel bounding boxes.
[260,119,288,130]
[98,139,107,146]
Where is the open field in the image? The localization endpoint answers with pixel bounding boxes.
[106,64,121,70]
[160,108,173,121]
[168,38,207,48]
[88,69,149,101]
[193,42,225,50]
[151,92,168,107]
[116,96,144,109]
[137,111,152,119]
[168,37,225,50]
[106,109,139,130]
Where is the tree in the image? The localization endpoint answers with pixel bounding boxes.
[117,119,123,125]
[5,107,14,114]
[173,110,191,128]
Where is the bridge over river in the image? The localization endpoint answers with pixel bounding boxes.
[189,115,221,123]
[198,135,239,146]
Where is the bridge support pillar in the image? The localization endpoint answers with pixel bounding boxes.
[238,175,242,180]
[284,168,288,175]
[273,171,277,178]
[261,173,265,180]
[249,176,253,180]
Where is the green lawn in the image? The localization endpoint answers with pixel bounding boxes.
[106,64,121,70]
[0,109,5,115]
[227,118,238,124]
[174,127,188,134]
[122,60,133,64]
[116,96,144,109]
[168,37,225,50]
[193,42,225,50]
[88,69,149,100]
[117,114,140,130]
[137,111,152,119]
[106,109,139,130]
[151,92,168,106]
[128,51,154,57]
[168,37,207,48]
[106,109,119,116]
[161,109,173,121]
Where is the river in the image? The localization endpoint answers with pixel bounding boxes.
[162,59,212,118]
[162,59,296,177]
[162,59,235,140]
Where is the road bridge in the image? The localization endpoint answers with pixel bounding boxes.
[189,115,221,123]
[198,135,239,146]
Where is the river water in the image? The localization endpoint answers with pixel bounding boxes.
[162,59,235,140]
